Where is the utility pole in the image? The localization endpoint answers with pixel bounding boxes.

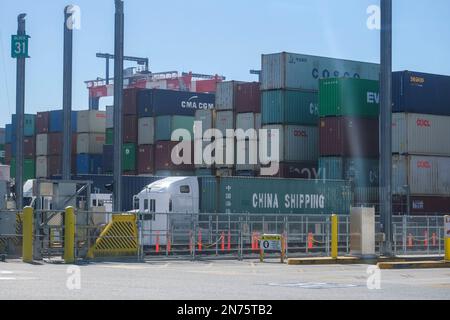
[113,0,124,212]
[12,14,29,210]
[62,5,74,180]
[380,0,393,256]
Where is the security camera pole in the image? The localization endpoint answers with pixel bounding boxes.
[380,0,393,256]
[12,14,29,210]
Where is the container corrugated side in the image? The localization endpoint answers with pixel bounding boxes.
[318,157,379,187]
[215,111,234,137]
[261,52,380,91]
[319,78,379,118]
[199,176,352,214]
[261,90,318,126]
[392,155,450,196]
[262,125,319,162]
[155,116,195,141]
[393,71,450,116]
[138,117,155,145]
[392,113,450,156]
[77,110,106,133]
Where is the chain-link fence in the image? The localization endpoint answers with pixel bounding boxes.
[0,210,23,258]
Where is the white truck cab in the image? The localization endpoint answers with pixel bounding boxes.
[135,177,200,246]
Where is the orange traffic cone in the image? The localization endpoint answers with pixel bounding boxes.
[198,229,202,252]
[155,232,160,253]
[221,232,225,251]
[308,233,314,249]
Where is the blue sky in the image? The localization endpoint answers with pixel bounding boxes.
[0,0,449,127]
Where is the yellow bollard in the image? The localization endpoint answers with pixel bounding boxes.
[445,216,450,262]
[331,214,338,259]
[22,207,34,263]
[64,206,76,264]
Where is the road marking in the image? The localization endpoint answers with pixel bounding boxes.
[0,277,17,280]
[0,271,14,274]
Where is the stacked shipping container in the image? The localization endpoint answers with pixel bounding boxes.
[318,78,380,205]
[392,71,450,214]
[259,53,379,179]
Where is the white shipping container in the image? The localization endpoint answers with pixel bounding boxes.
[36,134,48,156]
[0,165,10,181]
[138,117,155,145]
[194,109,214,137]
[393,113,450,156]
[261,52,380,91]
[77,110,106,133]
[392,155,450,196]
[35,156,48,178]
[215,111,234,137]
[77,133,106,154]
[236,113,261,138]
[106,106,114,129]
[262,125,319,162]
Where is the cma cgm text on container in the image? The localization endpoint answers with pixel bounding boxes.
[261,52,380,91]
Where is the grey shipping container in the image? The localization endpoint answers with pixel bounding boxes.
[262,125,319,162]
[236,113,261,137]
[194,109,214,137]
[215,81,243,110]
[215,111,234,137]
[392,155,450,196]
[36,134,48,156]
[261,52,380,91]
[77,133,106,154]
[393,113,450,156]
[77,110,106,133]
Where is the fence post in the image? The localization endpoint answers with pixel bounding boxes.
[331,214,338,259]
[64,206,75,264]
[22,207,33,263]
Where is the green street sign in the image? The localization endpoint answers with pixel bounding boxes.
[11,34,30,58]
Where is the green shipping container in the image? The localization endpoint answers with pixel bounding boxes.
[123,143,136,172]
[318,157,379,188]
[319,78,379,118]
[10,158,36,181]
[199,176,352,215]
[261,90,319,126]
[106,128,113,145]
[155,116,195,141]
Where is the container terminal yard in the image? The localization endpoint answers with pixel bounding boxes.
[0,0,449,303]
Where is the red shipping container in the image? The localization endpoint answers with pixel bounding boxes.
[48,155,62,177]
[393,195,450,216]
[36,112,50,134]
[47,133,77,155]
[4,144,12,164]
[138,145,155,175]
[23,137,35,159]
[235,82,261,113]
[319,117,379,158]
[123,88,142,115]
[123,115,138,143]
[155,141,194,171]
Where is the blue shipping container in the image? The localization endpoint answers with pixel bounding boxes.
[137,89,215,117]
[393,71,450,116]
[5,124,12,144]
[49,110,78,133]
[102,145,113,173]
[76,154,103,175]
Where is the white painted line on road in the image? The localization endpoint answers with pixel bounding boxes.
[0,271,14,274]
[0,277,17,280]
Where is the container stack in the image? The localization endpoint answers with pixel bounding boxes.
[9,114,36,181]
[234,82,261,177]
[36,110,79,178]
[0,128,5,164]
[391,71,450,214]
[76,110,105,175]
[318,78,380,206]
